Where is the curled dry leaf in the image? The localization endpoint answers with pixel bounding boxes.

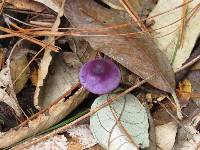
[155,121,178,150]
[64,0,175,93]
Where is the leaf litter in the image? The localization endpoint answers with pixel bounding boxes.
[1,0,200,149]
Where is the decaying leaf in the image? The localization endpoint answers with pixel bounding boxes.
[149,0,200,71]
[90,94,149,149]
[155,121,178,150]
[64,0,175,94]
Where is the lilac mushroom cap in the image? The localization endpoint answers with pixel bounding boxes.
[79,59,121,94]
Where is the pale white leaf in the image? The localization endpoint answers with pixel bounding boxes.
[155,121,178,150]
[90,94,149,149]
[149,0,200,71]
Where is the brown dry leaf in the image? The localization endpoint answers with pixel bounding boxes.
[0,87,88,148]
[64,0,175,93]
[152,100,176,125]
[176,79,192,103]
[5,0,45,12]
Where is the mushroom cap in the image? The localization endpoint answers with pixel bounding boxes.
[79,59,121,94]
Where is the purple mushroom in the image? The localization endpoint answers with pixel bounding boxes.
[79,59,121,94]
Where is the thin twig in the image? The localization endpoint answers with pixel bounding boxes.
[119,0,149,33]
[0,26,59,52]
